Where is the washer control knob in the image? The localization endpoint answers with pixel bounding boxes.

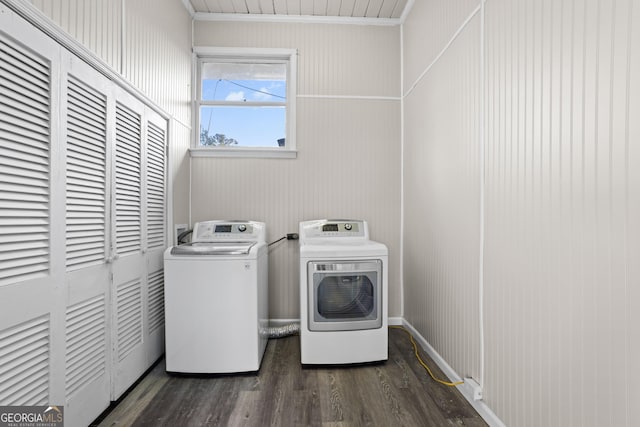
[344,223,352,231]
[238,224,247,232]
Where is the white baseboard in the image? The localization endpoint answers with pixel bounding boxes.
[401,320,506,427]
[388,316,403,326]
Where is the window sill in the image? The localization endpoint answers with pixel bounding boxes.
[189,147,297,159]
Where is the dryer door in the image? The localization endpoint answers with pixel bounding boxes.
[307,260,382,331]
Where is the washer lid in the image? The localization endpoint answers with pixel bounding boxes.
[170,241,256,256]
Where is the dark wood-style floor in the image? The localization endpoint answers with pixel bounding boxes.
[94,328,487,426]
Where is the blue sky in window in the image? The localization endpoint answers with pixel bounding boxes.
[201,79,286,147]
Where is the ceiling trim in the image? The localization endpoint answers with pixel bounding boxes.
[193,12,401,26]
[399,0,415,23]
[181,0,195,17]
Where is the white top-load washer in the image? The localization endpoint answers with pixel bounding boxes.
[299,219,388,365]
[164,220,268,373]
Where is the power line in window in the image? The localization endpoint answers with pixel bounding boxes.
[223,79,286,99]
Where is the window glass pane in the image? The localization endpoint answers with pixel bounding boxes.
[199,106,286,147]
[201,62,286,102]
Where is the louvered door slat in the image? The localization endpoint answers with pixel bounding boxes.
[0,241,47,253]
[0,232,48,245]
[67,195,104,206]
[0,197,48,208]
[148,269,164,332]
[67,150,106,171]
[0,73,50,108]
[67,98,105,125]
[0,147,48,171]
[66,138,106,162]
[115,103,141,256]
[0,42,49,85]
[0,149,47,169]
[0,248,48,262]
[146,122,165,249]
[65,75,107,271]
[116,279,142,361]
[0,177,49,192]
[115,154,141,171]
[3,369,49,405]
[0,315,49,405]
[0,34,51,287]
[65,296,105,398]
[0,88,50,121]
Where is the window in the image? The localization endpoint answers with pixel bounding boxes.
[192,47,297,158]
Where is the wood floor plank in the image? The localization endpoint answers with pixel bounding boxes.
[389,328,483,423]
[94,329,488,427]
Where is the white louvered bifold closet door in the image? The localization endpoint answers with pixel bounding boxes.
[0,15,62,408]
[62,55,112,426]
[1,4,168,419]
[111,93,146,400]
[144,118,166,367]
[0,28,51,288]
[111,88,167,400]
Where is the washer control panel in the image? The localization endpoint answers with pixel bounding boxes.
[192,221,265,243]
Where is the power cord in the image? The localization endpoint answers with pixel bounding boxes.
[177,229,193,244]
[268,233,299,247]
[390,325,463,387]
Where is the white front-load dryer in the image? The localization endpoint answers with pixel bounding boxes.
[164,220,268,373]
[299,219,388,365]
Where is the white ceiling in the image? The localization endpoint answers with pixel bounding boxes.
[186,0,412,23]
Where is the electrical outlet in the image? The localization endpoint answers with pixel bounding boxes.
[463,377,483,401]
[175,223,188,245]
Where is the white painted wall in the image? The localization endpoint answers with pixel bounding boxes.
[192,21,402,320]
[403,1,640,426]
[20,1,640,425]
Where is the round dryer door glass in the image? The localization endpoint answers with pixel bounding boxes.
[317,275,375,319]
[308,260,382,331]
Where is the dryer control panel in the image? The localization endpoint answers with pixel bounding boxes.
[192,220,266,243]
[299,219,368,241]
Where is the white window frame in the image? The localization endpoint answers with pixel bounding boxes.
[190,47,297,159]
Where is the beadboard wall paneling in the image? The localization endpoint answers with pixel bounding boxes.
[483,0,640,426]
[29,0,122,71]
[194,21,400,97]
[403,12,481,384]
[191,21,401,320]
[191,97,401,319]
[168,120,191,238]
[405,0,640,426]
[123,0,192,124]
[402,0,479,92]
